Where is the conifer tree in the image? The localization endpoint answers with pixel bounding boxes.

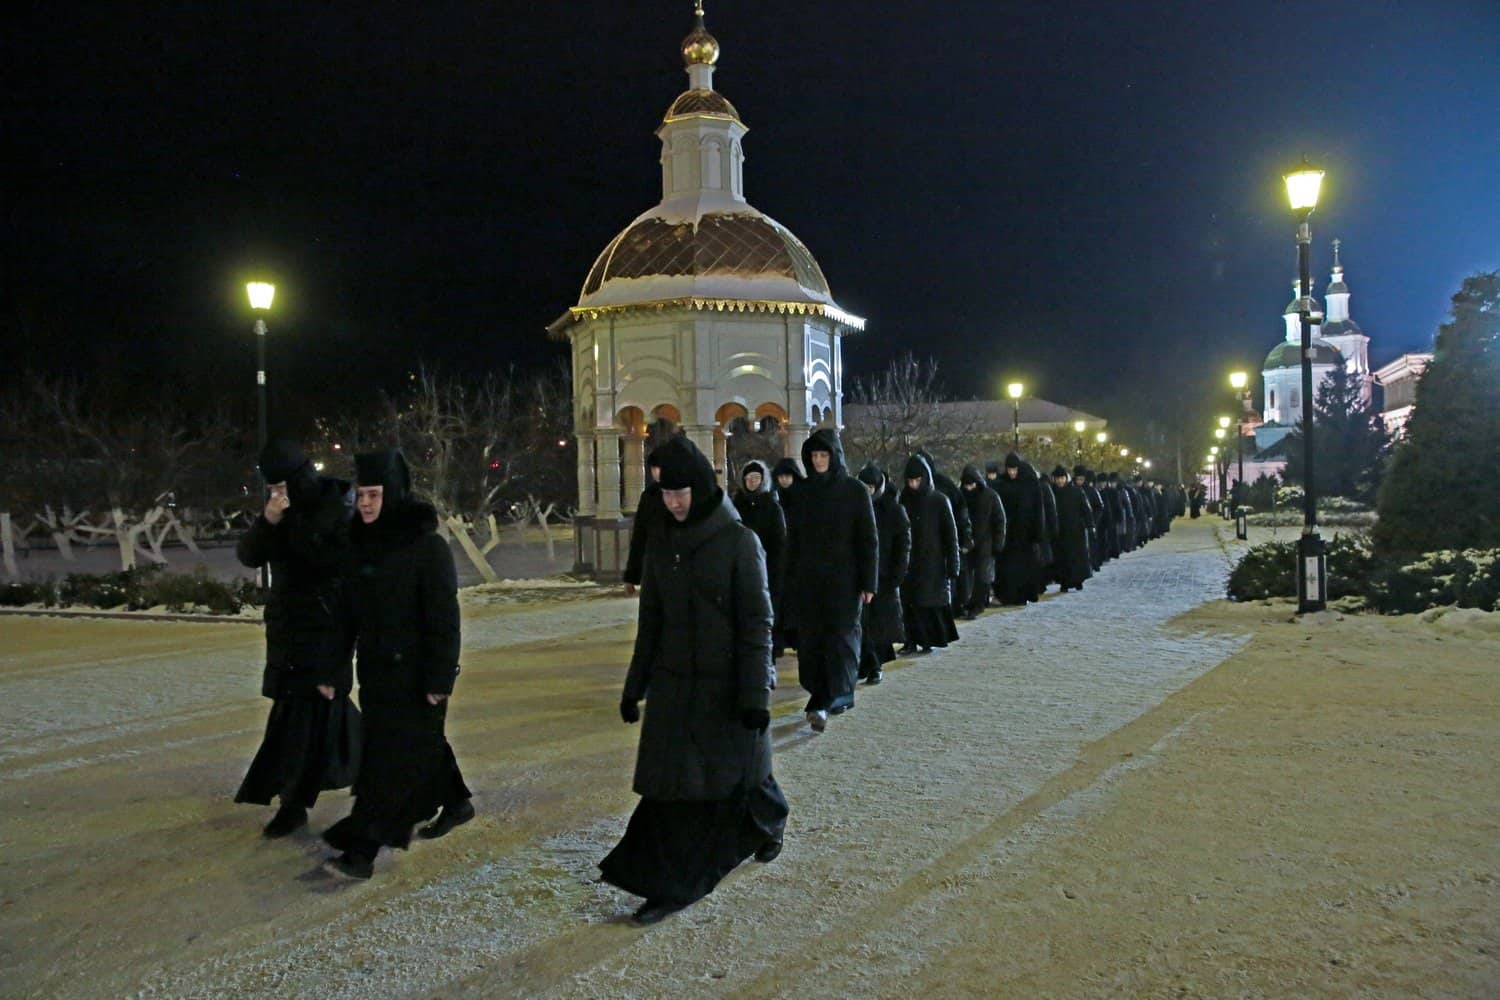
[1373,271,1500,554]
[1282,362,1391,502]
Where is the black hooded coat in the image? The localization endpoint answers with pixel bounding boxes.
[858,465,911,647]
[899,456,960,608]
[236,471,356,698]
[733,460,787,611]
[324,450,469,852]
[961,464,1006,596]
[782,430,878,632]
[1051,476,1095,588]
[993,455,1044,604]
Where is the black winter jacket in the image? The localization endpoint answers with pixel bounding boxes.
[236,477,354,697]
[623,493,774,801]
[899,456,960,609]
[346,501,461,705]
[783,430,878,631]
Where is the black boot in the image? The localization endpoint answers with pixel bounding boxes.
[632,899,687,925]
[754,839,783,863]
[418,799,476,839]
[262,804,307,838]
[322,851,374,880]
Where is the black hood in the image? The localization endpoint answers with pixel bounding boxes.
[771,457,804,484]
[961,464,985,487]
[801,428,847,482]
[857,462,887,498]
[902,454,935,496]
[739,459,771,495]
[1051,465,1070,479]
[651,436,722,523]
[916,448,941,478]
[355,448,413,507]
[1004,452,1023,470]
[984,460,1001,476]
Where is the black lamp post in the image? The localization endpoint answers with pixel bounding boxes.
[247,281,275,590]
[1285,159,1327,612]
[1230,371,1251,539]
[1008,382,1024,449]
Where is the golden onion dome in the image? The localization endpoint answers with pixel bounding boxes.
[681,3,719,66]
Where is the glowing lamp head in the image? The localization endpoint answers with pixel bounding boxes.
[1215,428,1227,440]
[1143,460,1152,469]
[1073,420,1086,433]
[246,282,276,311]
[1007,382,1024,400]
[1283,160,1324,213]
[1211,446,1220,455]
[1229,371,1249,390]
[1095,432,1107,444]
[1120,447,1129,457]
[1219,416,1232,429]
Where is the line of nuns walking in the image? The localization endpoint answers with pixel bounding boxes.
[611,430,1185,923]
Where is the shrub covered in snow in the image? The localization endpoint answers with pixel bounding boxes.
[1228,535,1500,613]
[0,567,263,614]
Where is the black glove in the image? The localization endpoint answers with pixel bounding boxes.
[740,708,770,731]
[620,698,640,724]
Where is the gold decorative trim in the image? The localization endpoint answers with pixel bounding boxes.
[548,298,866,338]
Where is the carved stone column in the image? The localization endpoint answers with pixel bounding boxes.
[595,428,623,517]
[784,422,812,464]
[621,431,646,512]
[575,432,597,516]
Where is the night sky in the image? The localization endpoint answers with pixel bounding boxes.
[6,1,1498,443]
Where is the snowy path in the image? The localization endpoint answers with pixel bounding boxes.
[0,520,1249,998]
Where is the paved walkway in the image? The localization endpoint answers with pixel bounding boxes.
[0,518,1248,998]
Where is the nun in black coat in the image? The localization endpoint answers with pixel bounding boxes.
[322,450,472,880]
[960,464,1006,617]
[918,449,973,616]
[1075,467,1106,572]
[1049,466,1094,591]
[768,456,805,654]
[856,464,911,680]
[1034,464,1060,589]
[234,440,360,838]
[623,445,670,590]
[993,453,1044,605]
[733,460,787,623]
[898,455,960,651]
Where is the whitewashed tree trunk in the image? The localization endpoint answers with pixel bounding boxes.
[111,507,136,571]
[39,506,75,561]
[479,514,502,556]
[1,513,17,580]
[165,510,200,554]
[536,501,558,562]
[444,516,498,583]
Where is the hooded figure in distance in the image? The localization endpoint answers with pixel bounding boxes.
[993,453,1044,605]
[1050,465,1094,592]
[733,459,787,630]
[856,463,911,682]
[961,463,1006,617]
[898,454,960,653]
[601,436,788,926]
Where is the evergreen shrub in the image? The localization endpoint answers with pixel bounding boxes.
[2,567,263,614]
[1226,534,1377,603]
[1228,537,1500,613]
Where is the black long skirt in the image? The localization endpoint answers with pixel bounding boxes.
[995,546,1040,605]
[235,695,361,807]
[903,603,958,648]
[323,698,469,851]
[599,776,789,906]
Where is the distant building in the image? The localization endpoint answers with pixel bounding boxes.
[1373,353,1432,438]
[843,398,1106,446]
[1255,239,1372,453]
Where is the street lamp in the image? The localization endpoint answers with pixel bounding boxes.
[246,280,275,590]
[1007,382,1024,449]
[1229,371,1252,538]
[1284,157,1327,612]
[1214,427,1229,516]
[1073,419,1086,457]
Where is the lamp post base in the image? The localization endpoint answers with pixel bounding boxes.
[1235,507,1249,541]
[1296,532,1328,613]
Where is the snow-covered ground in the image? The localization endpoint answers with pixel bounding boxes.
[0,519,1278,997]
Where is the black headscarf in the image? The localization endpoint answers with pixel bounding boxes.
[651,436,721,523]
[354,449,412,510]
[258,439,319,506]
[856,462,885,495]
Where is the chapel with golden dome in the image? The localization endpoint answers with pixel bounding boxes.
[551,2,865,579]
